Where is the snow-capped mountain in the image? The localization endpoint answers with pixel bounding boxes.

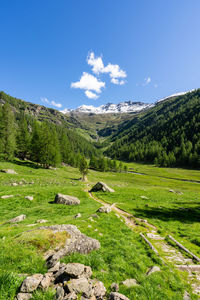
[60,90,195,115]
[61,101,153,114]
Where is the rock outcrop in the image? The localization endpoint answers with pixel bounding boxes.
[9,214,26,223]
[90,182,114,193]
[1,169,17,174]
[54,194,80,205]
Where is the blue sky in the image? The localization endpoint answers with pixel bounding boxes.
[0,1,200,110]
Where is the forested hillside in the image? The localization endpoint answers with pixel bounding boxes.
[0,101,99,168]
[107,89,200,168]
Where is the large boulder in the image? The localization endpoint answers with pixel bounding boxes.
[16,293,32,300]
[39,225,100,267]
[54,194,80,205]
[90,182,114,193]
[65,277,93,298]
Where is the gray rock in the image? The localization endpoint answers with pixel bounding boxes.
[146,266,161,276]
[9,214,26,223]
[140,196,148,200]
[16,293,32,300]
[109,292,130,300]
[55,194,80,205]
[65,277,93,298]
[183,291,191,300]
[20,274,43,292]
[63,263,85,278]
[36,219,48,223]
[110,283,119,292]
[56,286,65,300]
[41,225,100,267]
[92,280,106,299]
[74,213,81,219]
[25,196,33,201]
[121,278,138,287]
[1,195,14,199]
[90,182,114,193]
[91,214,99,219]
[97,206,111,213]
[1,169,17,174]
[12,182,18,186]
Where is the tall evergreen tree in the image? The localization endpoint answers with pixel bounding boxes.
[16,114,30,160]
[79,156,88,181]
[0,103,16,160]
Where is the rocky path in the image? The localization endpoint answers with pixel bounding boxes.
[88,190,200,297]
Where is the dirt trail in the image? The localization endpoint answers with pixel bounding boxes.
[88,190,200,297]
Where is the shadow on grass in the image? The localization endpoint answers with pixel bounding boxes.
[134,206,200,223]
[12,159,41,169]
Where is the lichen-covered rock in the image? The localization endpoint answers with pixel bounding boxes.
[65,277,93,298]
[41,225,100,267]
[97,206,111,213]
[9,214,26,223]
[39,273,53,290]
[20,274,43,292]
[90,182,114,193]
[109,292,130,300]
[54,194,80,205]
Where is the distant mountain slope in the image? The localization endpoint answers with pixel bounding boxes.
[106,89,200,168]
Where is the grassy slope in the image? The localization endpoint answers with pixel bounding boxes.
[0,161,199,299]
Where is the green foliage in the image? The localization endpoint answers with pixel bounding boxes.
[79,155,88,180]
[0,103,16,160]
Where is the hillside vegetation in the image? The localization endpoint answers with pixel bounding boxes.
[107,89,200,168]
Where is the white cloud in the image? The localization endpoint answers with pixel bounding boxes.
[154,84,158,88]
[144,77,151,85]
[60,108,69,114]
[87,52,104,74]
[85,90,99,99]
[41,97,50,104]
[111,78,125,85]
[41,97,62,108]
[87,52,127,84]
[71,72,105,93]
[51,100,62,108]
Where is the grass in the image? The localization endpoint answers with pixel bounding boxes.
[0,159,199,299]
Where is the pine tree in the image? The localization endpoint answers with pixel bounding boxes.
[0,103,16,160]
[79,156,88,181]
[16,114,30,160]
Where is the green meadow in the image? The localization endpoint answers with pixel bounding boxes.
[0,160,199,299]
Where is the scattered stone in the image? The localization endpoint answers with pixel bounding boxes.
[146,266,161,276]
[110,283,119,292]
[12,182,18,186]
[1,195,14,199]
[94,229,98,232]
[16,293,32,300]
[97,206,111,213]
[90,182,115,193]
[48,261,61,272]
[9,214,26,223]
[20,274,43,292]
[63,263,86,278]
[169,189,175,193]
[92,280,106,299]
[1,169,17,174]
[36,219,48,223]
[99,233,103,236]
[121,278,138,287]
[140,196,148,200]
[26,224,36,227]
[89,217,95,222]
[88,225,92,228]
[54,194,80,205]
[74,213,81,219]
[109,292,130,300]
[146,233,164,240]
[91,214,99,219]
[25,196,33,201]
